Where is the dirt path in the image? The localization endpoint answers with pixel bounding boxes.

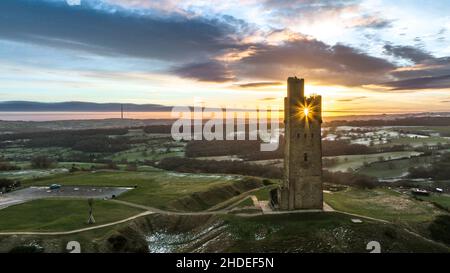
[110,199,232,215]
[0,198,327,235]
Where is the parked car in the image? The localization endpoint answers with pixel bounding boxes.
[49,184,61,190]
[411,188,430,196]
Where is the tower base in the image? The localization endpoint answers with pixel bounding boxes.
[271,184,323,211]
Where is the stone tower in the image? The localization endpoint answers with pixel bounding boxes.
[278,77,323,210]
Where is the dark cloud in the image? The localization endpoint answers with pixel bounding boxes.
[172,61,235,82]
[381,74,450,90]
[234,38,396,86]
[0,0,247,62]
[238,82,283,88]
[380,43,450,90]
[174,36,397,87]
[259,97,277,101]
[383,44,433,63]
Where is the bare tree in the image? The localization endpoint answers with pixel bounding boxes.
[87,198,95,224]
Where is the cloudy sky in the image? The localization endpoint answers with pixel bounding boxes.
[0,0,450,115]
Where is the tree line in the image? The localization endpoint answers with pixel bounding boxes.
[1,128,131,153]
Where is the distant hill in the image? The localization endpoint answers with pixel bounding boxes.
[0,101,173,112]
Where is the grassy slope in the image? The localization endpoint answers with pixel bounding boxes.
[236,197,254,208]
[164,212,449,253]
[0,199,143,232]
[0,220,127,253]
[416,194,450,211]
[204,213,448,253]
[253,184,277,201]
[2,212,445,253]
[324,188,443,223]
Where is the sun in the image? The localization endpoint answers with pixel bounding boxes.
[303,107,309,117]
[293,101,316,122]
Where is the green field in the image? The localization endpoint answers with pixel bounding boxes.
[0,199,143,232]
[416,194,450,211]
[25,169,252,210]
[105,132,185,162]
[1,147,78,162]
[325,151,421,172]
[378,136,450,148]
[106,146,183,162]
[357,155,432,178]
[236,197,254,208]
[253,184,277,201]
[324,188,443,223]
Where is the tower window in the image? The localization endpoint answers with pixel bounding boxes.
[297,133,300,139]
[311,133,314,138]
[304,133,307,139]
[304,153,308,162]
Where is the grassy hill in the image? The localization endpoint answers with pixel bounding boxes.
[1,212,448,253]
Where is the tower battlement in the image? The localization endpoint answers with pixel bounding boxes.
[274,77,323,210]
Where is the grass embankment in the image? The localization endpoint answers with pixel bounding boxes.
[220,212,448,252]
[324,187,443,223]
[415,194,450,211]
[0,199,144,232]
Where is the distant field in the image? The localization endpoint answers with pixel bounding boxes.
[378,136,450,148]
[24,170,254,211]
[0,168,70,180]
[0,199,143,232]
[1,146,79,162]
[106,132,184,162]
[325,151,422,172]
[357,155,432,178]
[106,145,183,162]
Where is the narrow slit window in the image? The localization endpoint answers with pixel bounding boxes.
[304,153,308,162]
